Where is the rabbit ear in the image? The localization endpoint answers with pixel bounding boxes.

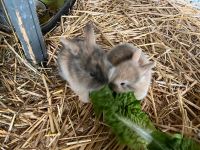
[60,37,79,55]
[132,49,141,62]
[108,67,116,81]
[140,61,154,75]
[84,22,96,47]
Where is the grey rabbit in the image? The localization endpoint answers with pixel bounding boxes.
[107,43,154,100]
[57,22,114,103]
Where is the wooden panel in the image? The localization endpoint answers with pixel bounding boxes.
[1,0,47,64]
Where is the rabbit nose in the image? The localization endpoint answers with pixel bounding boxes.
[108,82,115,89]
[98,75,108,84]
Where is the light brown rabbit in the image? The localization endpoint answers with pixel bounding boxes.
[107,43,154,100]
[57,22,114,103]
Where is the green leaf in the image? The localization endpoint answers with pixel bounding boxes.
[148,131,200,150]
[90,85,200,150]
[90,85,155,149]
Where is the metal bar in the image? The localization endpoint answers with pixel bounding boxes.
[1,0,47,64]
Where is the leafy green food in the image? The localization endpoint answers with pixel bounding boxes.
[90,85,155,149]
[90,85,200,150]
[148,131,200,150]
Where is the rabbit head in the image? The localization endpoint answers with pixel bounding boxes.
[58,22,114,102]
[108,49,154,100]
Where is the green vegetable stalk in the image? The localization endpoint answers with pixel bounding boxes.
[90,85,200,150]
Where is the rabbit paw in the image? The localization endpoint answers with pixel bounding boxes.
[79,93,90,103]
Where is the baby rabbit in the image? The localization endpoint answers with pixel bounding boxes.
[57,22,114,103]
[107,43,154,100]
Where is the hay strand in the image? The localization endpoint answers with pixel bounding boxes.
[0,0,200,149]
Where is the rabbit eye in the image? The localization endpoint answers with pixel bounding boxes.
[120,82,125,86]
[90,72,96,77]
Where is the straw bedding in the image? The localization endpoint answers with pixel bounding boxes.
[0,0,200,149]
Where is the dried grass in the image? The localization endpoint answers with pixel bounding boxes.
[0,0,200,149]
